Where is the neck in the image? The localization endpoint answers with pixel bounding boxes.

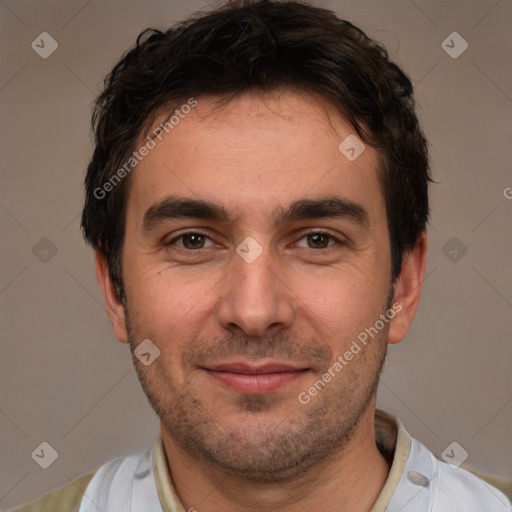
[160,405,390,512]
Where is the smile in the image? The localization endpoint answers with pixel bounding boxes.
[203,361,310,394]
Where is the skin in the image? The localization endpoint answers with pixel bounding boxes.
[96,90,427,512]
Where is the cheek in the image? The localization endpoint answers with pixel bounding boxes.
[290,266,390,354]
[125,250,196,310]
[124,263,221,350]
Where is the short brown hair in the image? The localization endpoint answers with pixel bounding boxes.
[81,0,431,299]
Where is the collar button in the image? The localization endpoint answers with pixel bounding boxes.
[407,471,429,487]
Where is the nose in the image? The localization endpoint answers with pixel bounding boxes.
[216,246,295,337]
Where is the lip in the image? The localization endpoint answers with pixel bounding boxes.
[203,360,309,394]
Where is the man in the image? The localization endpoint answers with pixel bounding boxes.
[13,0,511,511]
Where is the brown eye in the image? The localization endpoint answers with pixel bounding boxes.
[295,232,340,249]
[167,232,214,249]
[181,233,206,249]
[306,233,331,248]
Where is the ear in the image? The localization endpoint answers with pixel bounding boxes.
[387,232,428,345]
[95,250,129,344]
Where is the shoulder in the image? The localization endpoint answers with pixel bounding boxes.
[434,457,511,511]
[408,437,512,511]
[10,471,96,512]
[380,412,512,512]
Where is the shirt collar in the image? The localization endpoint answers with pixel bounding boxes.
[370,409,412,511]
[152,408,411,512]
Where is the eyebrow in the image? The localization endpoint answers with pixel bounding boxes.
[142,195,370,232]
[143,196,231,231]
[272,197,369,229]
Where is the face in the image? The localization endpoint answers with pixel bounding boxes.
[111,91,399,481]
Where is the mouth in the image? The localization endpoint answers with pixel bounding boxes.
[203,360,310,394]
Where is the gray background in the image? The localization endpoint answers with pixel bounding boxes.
[1,0,511,509]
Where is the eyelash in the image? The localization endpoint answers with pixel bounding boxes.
[166,230,343,250]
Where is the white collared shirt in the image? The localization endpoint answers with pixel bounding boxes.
[77,410,512,512]
[13,410,512,511]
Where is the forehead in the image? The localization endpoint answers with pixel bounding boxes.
[128,90,385,227]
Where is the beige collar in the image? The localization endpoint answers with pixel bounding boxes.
[152,409,411,512]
